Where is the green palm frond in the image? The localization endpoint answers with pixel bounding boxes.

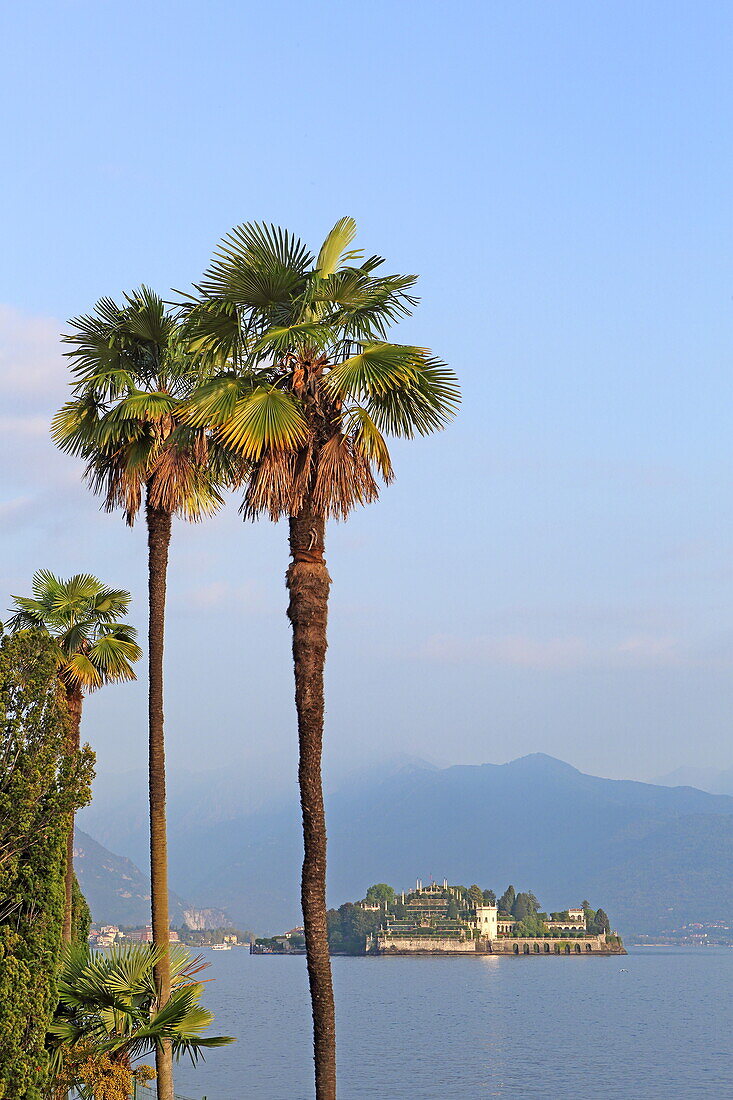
[255,322,335,356]
[180,297,242,369]
[216,221,313,274]
[324,343,425,399]
[6,596,51,628]
[64,652,103,690]
[365,354,461,437]
[200,222,312,309]
[58,622,94,657]
[88,588,133,618]
[88,632,142,680]
[215,386,308,459]
[103,390,178,423]
[123,285,174,347]
[183,375,250,427]
[51,394,105,458]
[315,216,360,277]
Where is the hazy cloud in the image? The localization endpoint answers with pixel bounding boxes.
[0,304,84,505]
[0,305,65,404]
[183,580,270,615]
[419,632,684,671]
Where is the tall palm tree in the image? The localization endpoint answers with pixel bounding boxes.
[51,287,239,1100]
[184,218,460,1098]
[48,941,234,1099]
[4,571,141,942]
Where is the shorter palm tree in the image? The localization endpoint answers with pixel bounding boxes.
[52,287,243,1100]
[48,942,234,1098]
[4,571,141,940]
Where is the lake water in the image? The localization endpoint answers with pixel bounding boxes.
[174,947,732,1099]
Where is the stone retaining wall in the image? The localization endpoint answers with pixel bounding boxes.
[487,935,623,955]
[371,933,625,956]
[374,935,478,953]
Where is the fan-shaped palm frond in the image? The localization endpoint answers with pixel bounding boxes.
[214,386,309,459]
[48,942,234,1082]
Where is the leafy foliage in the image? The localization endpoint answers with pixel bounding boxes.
[512,892,541,922]
[71,873,92,944]
[365,883,395,905]
[327,903,382,955]
[0,631,94,1100]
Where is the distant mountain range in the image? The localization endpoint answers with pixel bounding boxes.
[79,753,733,938]
[650,764,733,797]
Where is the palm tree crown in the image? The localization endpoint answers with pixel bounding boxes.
[51,286,239,524]
[183,217,460,518]
[5,570,141,691]
[48,942,234,1076]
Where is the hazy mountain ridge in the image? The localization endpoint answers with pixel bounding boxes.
[81,754,733,936]
[650,764,733,797]
[74,829,190,927]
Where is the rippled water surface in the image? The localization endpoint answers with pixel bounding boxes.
[174,947,732,1099]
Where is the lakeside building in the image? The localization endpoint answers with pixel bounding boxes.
[124,925,180,944]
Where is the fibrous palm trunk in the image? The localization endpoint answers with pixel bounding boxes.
[286,501,336,1100]
[62,684,83,944]
[146,493,174,1100]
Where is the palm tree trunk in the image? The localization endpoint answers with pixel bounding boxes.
[286,501,336,1100]
[146,493,174,1100]
[62,684,83,944]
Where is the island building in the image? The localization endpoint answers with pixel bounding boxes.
[366,881,623,956]
[546,908,587,932]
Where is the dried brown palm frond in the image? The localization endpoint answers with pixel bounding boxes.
[312,433,379,520]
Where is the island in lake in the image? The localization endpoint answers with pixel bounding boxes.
[252,879,626,956]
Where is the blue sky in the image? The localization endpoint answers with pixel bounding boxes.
[1,0,732,786]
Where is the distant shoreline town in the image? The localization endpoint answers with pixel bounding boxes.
[252,880,626,957]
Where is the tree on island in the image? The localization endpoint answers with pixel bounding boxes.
[512,892,541,922]
[498,885,516,915]
[327,902,382,955]
[468,885,484,907]
[590,908,610,935]
[183,217,459,1100]
[365,883,395,905]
